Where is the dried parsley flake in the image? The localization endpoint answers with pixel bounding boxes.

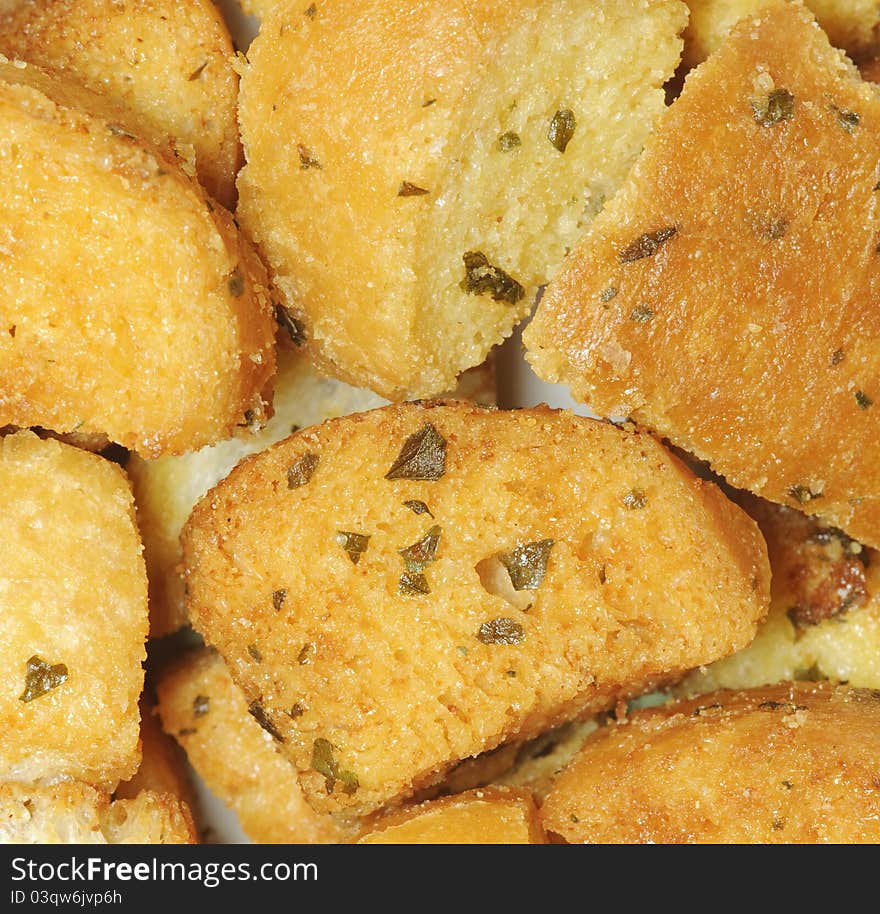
[856,390,873,410]
[227,268,245,298]
[298,144,322,169]
[497,131,521,152]
[272,589,287,611]
[403,499,434,517]
[247,644,263,662]
[459,251,525,305]
[398,571,430,596]
[618,227,677,264]
[311,737,358,795]
[548,109,577,153]
[477,617,525,645]
[188,61,208,81]
[751,88,794,127]
[248,699,284,742]
[19,655,68,703]
[385,423,446,481]
[623,488,647,510]
[399,525,441,572]
[193,695,210,717]
[788,484,822,505]
[630,304,654,323]
[288,452,319,488]
[336,531,371,564]
[836,108,860,133]
[600,286,619,303]
[498,540,554,591]
[398,181,430,197]
[275,304,307,345]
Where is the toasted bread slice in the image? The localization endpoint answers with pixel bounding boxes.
[0,432,146,788]
[115,698,195,809]
[0,58,274,458]
[0,782,195,844]
[356,787,545,844]
[681,498,880,692]
[526,0,880,549]
[236,0,687,398]
[184,401,769,818]
[683,0,880,69]
[543,683,880,843]
[156,648,348,844]
[0,0,241,207]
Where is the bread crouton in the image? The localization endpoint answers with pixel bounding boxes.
[236,0,687,398]
[0,0,241,207]
[183,401,769,818]
[0,432,146,788]
[156,648,348,844]
[526,0,880,549]
[0,782,195,844]
[0,59,275,457]
[542,683,880,843]
[681,498,880,692]
[356,787,545,844]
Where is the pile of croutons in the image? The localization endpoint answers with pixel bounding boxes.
[4,0,880,845]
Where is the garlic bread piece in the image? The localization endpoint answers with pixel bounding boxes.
[0,432,147,788]
[0,0,241,208]
[356,787,545,844]
[526,0,880,549]
[157,648,348,844]
[237,0,687,398]
[543,683,880,844]
[0,782,195,844]
[184,401,769,818]
[0,59,274,457]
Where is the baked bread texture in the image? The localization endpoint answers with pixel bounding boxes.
[236,0,688,399]
[681,498,880,692]
[356,787,545,844]
[0,58,275,457]
[0,782,195,844]
[183,400,769,818]
[683,0,880,69]
[156,648,349,844]
[542,683,880,843]
[0,432,147,788]
[0,0,241,207]
[525,0,880,549]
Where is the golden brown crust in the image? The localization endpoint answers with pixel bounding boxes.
[156,648,348,844]
[356,787,545,844]
[526,0,880,549]
[683,0,880,69]
[543,683,880,844]
[115,698,195,809]
[0,782,196,844]
[0,432,147,788]
[237,0,687,398]
[183,401,769,818]
[0,58,275,457]
[0,0,241,207]
[681,497,880,691]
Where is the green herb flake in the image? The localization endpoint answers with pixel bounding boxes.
[247,644,263,662]
[227,268,245,298]
[288,452,319,488]
[598,564,607,584]
[618,227,677,264]
[108,123,136,140]
[497,131,521,152]
[459,251,525,305]
[19,655,68,703]
[336,530,371,564]
[570,814,580,824]
[422,98,436,108]
[188,61,208,81]
[403,499,434,518]
[398,571,430,596]
[297,644,313,665]
[272,589,287,611]
[856,390,873,410]
[782,780,794,790]
[275,304,307,345]
[385,423,447,481]
[498,540,554,591]
[193,695,210,717]
[305,2,317,16]
[630,304,654,323]
[456,645,469,656]
[298,144,322,170]
[477,617,525,645]
[399,525,441,572]
[836,108,860,133]
[248,699,284,742]
[398,181,429,197]
[289,703,305,719]
[787,484,822,505]
[762,216,788,240]
[623,488,647,510]
[751,88,794,127]
[548,108,577,153]
[831,348,845,366]
[600,286,618,303]
[311,737,358,795]
[506,669,517,678]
